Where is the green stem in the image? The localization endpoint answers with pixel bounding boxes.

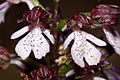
[32,0,45,10]
[50,0,60,65]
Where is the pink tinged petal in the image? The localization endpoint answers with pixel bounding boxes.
[0,2,9,24]
[103,27,120,55]
[21,0,34,10]
[84,31,107,46]
[84,41,101,66]
[43,29,55,44]
[11,26,29,39]
[15,33,32,60]
[31,29,50,59]
[63,32,75,50]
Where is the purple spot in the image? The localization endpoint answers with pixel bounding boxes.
[37,53,39,55]
[40,37,42,40]
[40,42,43,45]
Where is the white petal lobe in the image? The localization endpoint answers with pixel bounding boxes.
[84,41,101,66]
[71,31,85,67]
[71,42,85,67]
[31,28,50,59]
[63,32,75,50]
[15,32,32,60]
[84,31,107,46]
[43,29,55,44]
[11,26,29,39]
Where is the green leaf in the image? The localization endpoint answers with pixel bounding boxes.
[58,63,74,77]
[56,19,67,32]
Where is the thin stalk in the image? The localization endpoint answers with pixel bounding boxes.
[50,0,60,65]
[32,0,46,11]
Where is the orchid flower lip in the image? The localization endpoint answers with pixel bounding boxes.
[63,30,106,67]
[11,25,54,60]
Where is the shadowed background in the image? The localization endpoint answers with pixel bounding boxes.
[0,0,120,80]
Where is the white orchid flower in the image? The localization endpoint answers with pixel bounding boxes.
[63,30,106,68]
[103,27,120,55]
[11,26,54,60]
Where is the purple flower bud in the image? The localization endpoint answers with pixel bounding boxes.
[91,5,120,15]
[0,46,10,69]
[67,14,91,29]
[30,66,52,80]
[91,4,120,26]
[30,66,64,80]
[22,6,49,26]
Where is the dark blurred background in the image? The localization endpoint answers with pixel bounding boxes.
[0,0,120,80]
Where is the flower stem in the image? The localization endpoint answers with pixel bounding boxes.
[50,0,60,65]
[32,0,45,11]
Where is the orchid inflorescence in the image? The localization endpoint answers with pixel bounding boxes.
[0,0,120,80]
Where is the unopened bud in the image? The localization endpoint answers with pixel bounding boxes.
[0,46,10,69]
